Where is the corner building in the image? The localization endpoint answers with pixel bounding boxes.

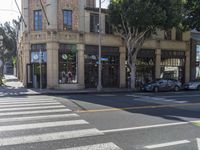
[17,0,191,89]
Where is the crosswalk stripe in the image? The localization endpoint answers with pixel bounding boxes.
[0,109,71,116]
[0,100,57,104]
[0,128,103,146]
[0,105,65,112]
[0,102,62,108]
[0,120,89,132]
[57,142,122,150]
[0,113,79,123]
[0,101,58,105]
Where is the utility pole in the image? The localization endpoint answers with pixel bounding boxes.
[97,0,102,91]
[40,49,42,90]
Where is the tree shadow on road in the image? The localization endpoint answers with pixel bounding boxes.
[58,93,200,124]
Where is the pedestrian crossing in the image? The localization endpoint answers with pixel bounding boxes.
[0,96,122,150]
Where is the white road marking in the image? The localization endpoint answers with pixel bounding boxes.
[0,113,79,122]
[144,140,191,149]
[162,94,200,98]
[96,94,116,97]
[57,142,122,150]
[197,138,200,150]
[0,120,88,132]
[0,128,103,146]
[0,105,65,112]
[102,120,200,133]
[0,109,71,116]
[0,100,57,105]
[174,101,187,104]
[0,102,61,108]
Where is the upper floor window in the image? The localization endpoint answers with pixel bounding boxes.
[86,0,95,8]
[176,29,182,41]
[164,30,172,40]
[90,13,99,33]
[63,10,72,31]
[105,15,113,34]
[34,10,42,31]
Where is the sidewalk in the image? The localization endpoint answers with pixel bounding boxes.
[0,75,132,97]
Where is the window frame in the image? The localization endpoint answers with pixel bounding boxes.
[34,10,42,31]
[90,13,99,33]
[63,10,73,31]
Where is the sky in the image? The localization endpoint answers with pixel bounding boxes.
[0,0,21,24]
[0,0,110,24]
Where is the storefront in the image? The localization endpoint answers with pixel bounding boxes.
[126,49,155,88]
[27,44,47,88]
[85,45,120,88]
[58,44,78,84]
[161,50,185,83]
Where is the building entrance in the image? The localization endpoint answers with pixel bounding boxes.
[27,63,47,88]
[85,45,119,88]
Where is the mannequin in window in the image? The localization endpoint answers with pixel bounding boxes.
[67,70,72,83]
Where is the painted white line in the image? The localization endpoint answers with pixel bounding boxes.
[0,120,88,132]
[0,102,61,108]
[0,100,56,104]
[102,122,189,133]
[0,128,103,146]
[0,113,79,122]
[197,138,200,150]
[102,120,200,133]
[0,105,65,112]
[162,94,200,98]
[0,109,71,116]
[57,142,122,150]
[144,140,191,149]
[96,94,116,97]
[175,101,187,104]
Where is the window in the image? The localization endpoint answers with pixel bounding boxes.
[176,29,182,41]
[105,15,113,34]
[90,13,99,33]
[59,44,77,84]
[164,30,172,40]
[34,10,42,31]
[63,10,72,31]
[31,44,47,63]
[86,0,95,7]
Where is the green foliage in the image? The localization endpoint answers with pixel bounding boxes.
[183,0,200,31]
[12,56,17,66]
[109,0,183,36]
[0,20,19,62]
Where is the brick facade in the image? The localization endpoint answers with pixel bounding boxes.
[57,0,79,31]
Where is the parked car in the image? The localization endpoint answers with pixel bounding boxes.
[184,79,200,90]
[142,79,182,92]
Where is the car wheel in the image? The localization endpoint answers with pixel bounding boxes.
[154,87,159,92]
[197,86,200,91]
[174,86,180,92]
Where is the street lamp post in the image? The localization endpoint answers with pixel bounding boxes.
[97,0,102,91]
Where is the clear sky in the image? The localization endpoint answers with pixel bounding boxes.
[0,0,110,24]
[96,0,110,8]
[0,0,21,24]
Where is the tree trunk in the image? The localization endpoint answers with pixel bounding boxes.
[130,62,136,90]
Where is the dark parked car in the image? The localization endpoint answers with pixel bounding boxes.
[184,79,200,90]
[142,79,182,92]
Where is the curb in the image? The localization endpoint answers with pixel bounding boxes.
[0,90,135,97]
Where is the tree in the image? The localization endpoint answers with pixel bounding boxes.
[183,0,200,31]
[0,20,19,85]
[108,0,183,89]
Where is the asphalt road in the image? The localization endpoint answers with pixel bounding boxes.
[0,91,200,150]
